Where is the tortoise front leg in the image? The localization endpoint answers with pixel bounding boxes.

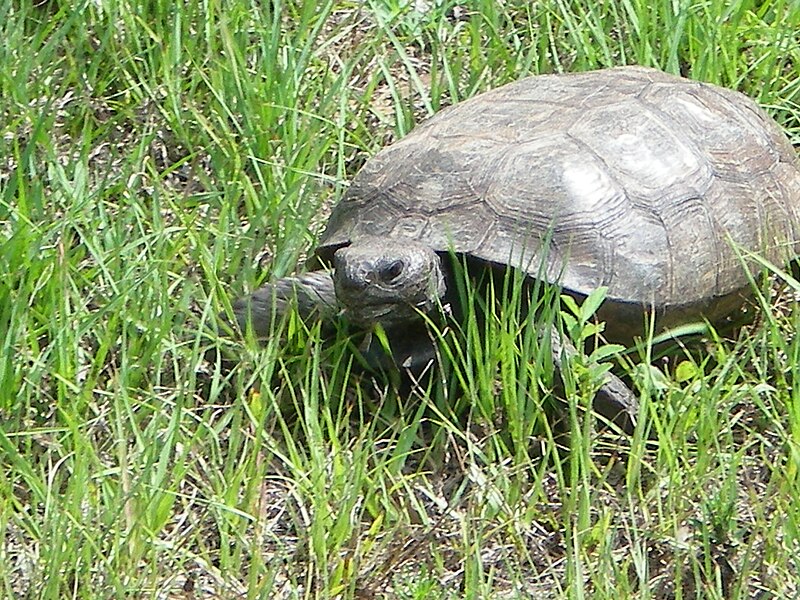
[549,325,638,434]
[232,271,339,337]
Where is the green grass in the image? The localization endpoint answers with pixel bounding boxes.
[1,0,800,597]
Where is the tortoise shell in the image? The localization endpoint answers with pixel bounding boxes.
[317,66,800,334]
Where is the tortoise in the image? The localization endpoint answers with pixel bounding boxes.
[231,65,800,430]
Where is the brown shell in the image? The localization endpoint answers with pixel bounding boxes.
[318,66,800,323]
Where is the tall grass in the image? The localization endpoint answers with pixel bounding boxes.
[1,0,799,597]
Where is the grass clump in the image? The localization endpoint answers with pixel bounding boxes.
[1,0,800,598]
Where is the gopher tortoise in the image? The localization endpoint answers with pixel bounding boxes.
[232,65,800,431]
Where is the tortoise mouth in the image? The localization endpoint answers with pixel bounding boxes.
[344,299,431,328]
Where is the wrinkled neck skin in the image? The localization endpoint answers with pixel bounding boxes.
[332,237,448,330]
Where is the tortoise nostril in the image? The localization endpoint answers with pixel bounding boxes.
[379,260,404,283]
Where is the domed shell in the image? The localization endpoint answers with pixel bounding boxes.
[318,66,800,323]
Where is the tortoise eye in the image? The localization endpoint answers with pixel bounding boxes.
[380,260,404,282]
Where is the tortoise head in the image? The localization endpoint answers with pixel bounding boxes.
[332,237,446,328]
